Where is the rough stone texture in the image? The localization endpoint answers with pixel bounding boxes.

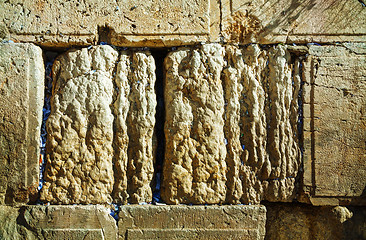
[163,44,301,205]
[1,0,364,47]
[41,46,156,204]
[118,205,266,240]
[222,0,366,44]
[113,51,156,204]
[265,203,366,240]
[0,43,44,205]
[0,0,219,47]
[224,44,300,204]
[41,45,118,204]
[301,43,366,206]
[0,205,117,240]
[162,44,227,204]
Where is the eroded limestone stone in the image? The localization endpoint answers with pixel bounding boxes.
[224,44,300,204]
[162,44,227,204]
[113,51,156,204]
[41,46,118,204]
[0,43,44,205]
[119,205,266,240]
[301,44,366,205]
[163,44,301,205]
[41,46,156,204]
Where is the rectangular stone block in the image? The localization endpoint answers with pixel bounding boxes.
[22,205,117,240]
[118,205,266,240]
[162,44,227,204]
[0,0,218,47]
[163,44,302,205]
[221,0,366,44]
[41,46,156,204]
[300,44,366,205]
[0,43,44,205]
[265,203,366,240]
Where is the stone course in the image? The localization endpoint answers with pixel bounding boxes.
[0,0,365,238]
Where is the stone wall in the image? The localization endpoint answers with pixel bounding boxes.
[0,0,365,239]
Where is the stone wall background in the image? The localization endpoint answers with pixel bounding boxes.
[0,0,365,239]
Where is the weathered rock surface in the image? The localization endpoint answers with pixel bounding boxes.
[113,51,156,204]
[222,0,366,44]
[301,43,366,206]
[41,45,118,204]
[119,205,266,240]
[163,44,301,205]
[162,44,227,204]
[0,43,44,205]
[0,0,218,47]
[1,0,364,47]
[41,46,156,204]
[224,44,301,204]
[265,203,366,240]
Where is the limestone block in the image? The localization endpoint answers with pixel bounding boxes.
[0,0,219,47]
[0,206,37,240]
[223,44,301,204]
[41,45,118,204]
[265,203,366,240]
[0,43,44,205]
[118,205,266,240]
[113,51,156,204]
[300,44,366,205]
[162,44,227,204]
[41,46,156,204]
[22,205,117,240]
[221,0,366,44]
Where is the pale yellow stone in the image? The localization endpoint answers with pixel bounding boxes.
[300,44,366,205]
[0,43,44,205]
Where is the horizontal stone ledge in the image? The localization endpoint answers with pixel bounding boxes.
[118,205,266,240]
[1,0,364,47]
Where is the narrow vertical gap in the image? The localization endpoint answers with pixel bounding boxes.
[37,50,59,204]
[151,49,168,204]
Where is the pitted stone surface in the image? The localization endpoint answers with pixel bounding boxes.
[0,43,44,205]
[162,44,227,204]
[41,46,117,204]
[113,51,156,204]
[163,44,301,205]
[301,44,366,205]
[223,44,300,204]
[118,205,266,240]
[41,46,156,204]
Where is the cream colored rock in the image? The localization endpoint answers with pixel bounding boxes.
[113,51,156,204]
[23,205,117,240]
[0,0,218,47]
[162,44,227,204]
[222,0,366,44]
[41,45,117,204]
[223,44,301,204]
[301,44,366,206]
[41,46,156,204]
[119,205,266,240]
[0,43,44,205]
